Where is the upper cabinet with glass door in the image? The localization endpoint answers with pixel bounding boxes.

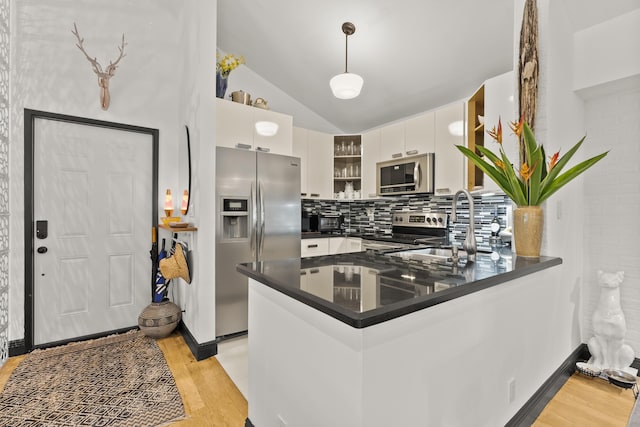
[333,135,362,199]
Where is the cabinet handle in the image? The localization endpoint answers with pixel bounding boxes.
[310,193,320,197]
[235,143,252,150]
[307,244,318,248]
[406,150,418,155]
[256,146,271,152]
[436,188,451,194]
[301,193,307,197]
[391,153,403,159]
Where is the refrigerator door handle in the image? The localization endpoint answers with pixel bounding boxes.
[259,180,265,256]
[250,181,257,258]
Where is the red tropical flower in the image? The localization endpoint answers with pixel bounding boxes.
[549,151,560,170]
[520,162,537,182]
[510,114,525,138]
[487,117,503,144]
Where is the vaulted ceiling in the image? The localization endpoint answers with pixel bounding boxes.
[217,0,640,133]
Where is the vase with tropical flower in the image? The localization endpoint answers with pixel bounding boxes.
[216,53,245,99]
[457,117,608,257]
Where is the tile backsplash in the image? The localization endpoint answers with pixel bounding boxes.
[302,193,511,252]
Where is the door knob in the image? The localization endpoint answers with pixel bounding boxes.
[37,246,48,254]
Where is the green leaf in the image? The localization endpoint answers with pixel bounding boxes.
[500,148,528,205]
[539,136,585,195]
[537,151,608,204]
[456,145,520,202]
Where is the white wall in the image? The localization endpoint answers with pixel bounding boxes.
[580,84,640,352]
[573,7,640,357]
[573,9,640,92]
[9,0,185,341]
[538,2,640,357]
[174,0,218,344]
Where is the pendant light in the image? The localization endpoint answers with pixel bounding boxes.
[330,22,363,99]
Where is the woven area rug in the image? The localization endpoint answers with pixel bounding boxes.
[0,330,185,427]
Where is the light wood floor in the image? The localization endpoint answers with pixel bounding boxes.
[0,332,248,427]
[0,333,637,426]
[533,372,636,426]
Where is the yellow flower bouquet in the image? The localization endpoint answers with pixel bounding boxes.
[216,53,245,78]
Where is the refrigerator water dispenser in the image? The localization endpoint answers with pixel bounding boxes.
[221,197,249,240]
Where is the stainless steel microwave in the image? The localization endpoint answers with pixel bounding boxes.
[376,153,434,195]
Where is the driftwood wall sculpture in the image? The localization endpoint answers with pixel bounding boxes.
[72,23,127,110]
[518,0,539,165]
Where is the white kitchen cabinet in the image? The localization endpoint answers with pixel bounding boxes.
[404,111,436,155]
[306,129,333,199]
[379,122,405,160]
[253,107,293,155]
[361,129,381,198]
[379,111,435,162]
[292,127,308,197]
[345,237,362,253]
[434,101,465,195]
[329,237,362,254]
[301,238,329,258]
[328,237,346,255]
[215,98,293,156]
[215,98,254,149]
[482,70,516,192]
[302,237,362,257]
[293,127,333,199]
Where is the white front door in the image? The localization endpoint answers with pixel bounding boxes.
[33,118,153,346]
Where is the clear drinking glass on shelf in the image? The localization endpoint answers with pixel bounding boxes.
[349,141,354,155]
[341,141,346,155]
[348,164,354,177]
[354,164,360,177]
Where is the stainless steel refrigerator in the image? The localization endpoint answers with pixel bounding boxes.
[215,146,301,338]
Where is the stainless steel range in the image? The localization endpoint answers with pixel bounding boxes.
[361,211,448,251]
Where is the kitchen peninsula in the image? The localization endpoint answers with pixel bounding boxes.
[238,250,563,427]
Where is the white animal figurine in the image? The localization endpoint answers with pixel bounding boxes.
[588,270,635,370]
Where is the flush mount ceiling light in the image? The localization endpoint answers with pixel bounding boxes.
[329,22,363,100]
[255,121,279,136]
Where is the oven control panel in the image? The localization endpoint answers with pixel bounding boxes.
[391,212,448,229]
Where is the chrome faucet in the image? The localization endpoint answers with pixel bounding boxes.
[451,189,477,262]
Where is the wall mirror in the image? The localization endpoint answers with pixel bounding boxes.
[178,125,192,216]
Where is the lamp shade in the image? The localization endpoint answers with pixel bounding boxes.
[164,189,173,217]
[330,73,364,100]
[181,190,189,215]
[254,121,279,136]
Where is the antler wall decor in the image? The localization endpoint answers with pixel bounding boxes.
[72,23,127,110]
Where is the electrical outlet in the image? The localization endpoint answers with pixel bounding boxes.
[277,414,287,427]
[508,378,516,403]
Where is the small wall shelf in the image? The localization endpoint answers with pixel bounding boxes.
[159,223,198,233]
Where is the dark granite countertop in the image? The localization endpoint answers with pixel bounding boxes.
[237,250,562,329]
